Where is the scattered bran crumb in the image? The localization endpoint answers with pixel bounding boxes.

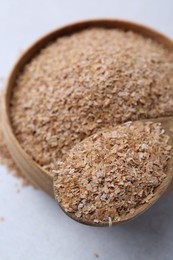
[10,28,173,175]
[0,216,5,222]
[0,95,30,187]
[54,121,171,225]
[94,253,100,258]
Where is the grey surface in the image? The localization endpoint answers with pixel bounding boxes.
[0,1,173,259]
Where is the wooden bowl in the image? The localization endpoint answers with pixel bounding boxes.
[1,19,173,198]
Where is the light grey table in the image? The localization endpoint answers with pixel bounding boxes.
[0,1,173,259]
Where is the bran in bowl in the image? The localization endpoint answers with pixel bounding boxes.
[10,28,173,173]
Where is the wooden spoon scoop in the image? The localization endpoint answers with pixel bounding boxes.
[53,117,173,227]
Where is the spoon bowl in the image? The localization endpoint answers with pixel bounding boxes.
[54,117,173,226]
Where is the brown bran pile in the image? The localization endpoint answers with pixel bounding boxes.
[10,28,173,173]
[54,121,171,225]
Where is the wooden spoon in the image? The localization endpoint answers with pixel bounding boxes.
[53,117,173,227]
